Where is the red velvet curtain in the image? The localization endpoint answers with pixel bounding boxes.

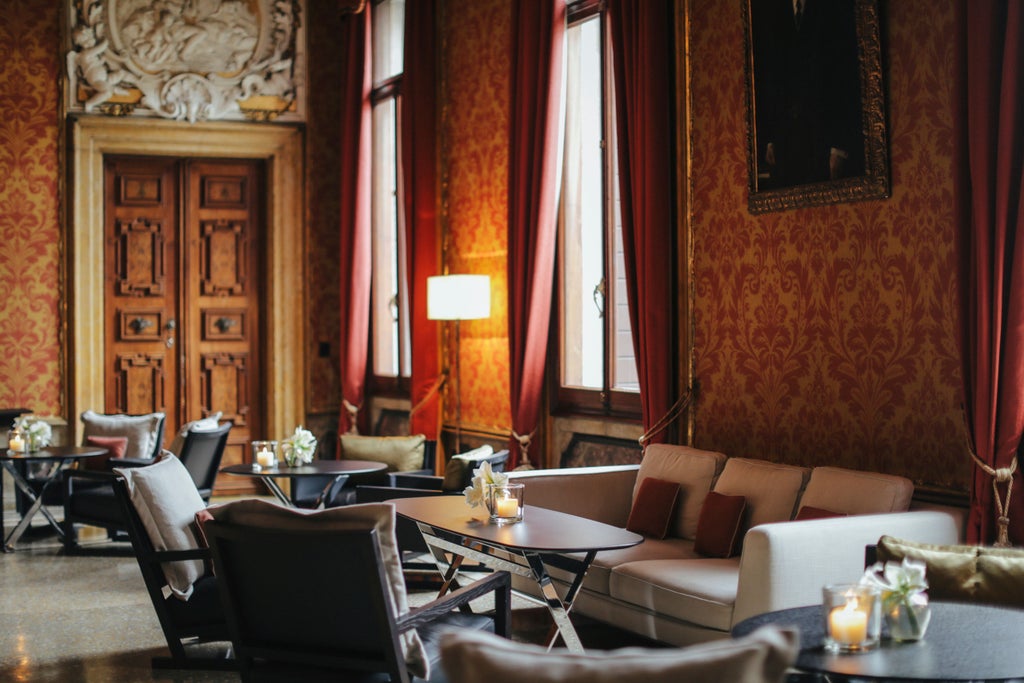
[507,0,565,468]
[608,0,677,445]
[338,8,372,435]
[402,0,443,450]
[960,0,1024,545]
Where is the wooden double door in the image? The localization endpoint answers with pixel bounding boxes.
[103,155,263,494]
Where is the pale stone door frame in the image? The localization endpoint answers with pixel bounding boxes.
[68,116,305,446]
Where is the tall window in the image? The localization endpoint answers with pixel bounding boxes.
[369,0,411,389]
[556,0,639,416]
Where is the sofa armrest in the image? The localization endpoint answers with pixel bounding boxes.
[733,510,961,626]
[507,464,639,527]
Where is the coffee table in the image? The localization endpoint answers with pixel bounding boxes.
[220,460,388,508]
[1,446,108,552]
[391,495,643,653]
[732,601,1024,681]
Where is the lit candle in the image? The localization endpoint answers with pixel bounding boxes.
[8,435,24,452]
[829,597,868,645]
[495,496,519,518]
[256,447,275,468]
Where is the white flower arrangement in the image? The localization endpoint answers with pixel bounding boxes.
[281,426,317,465]
[860,557,929,610]
[861,557,930,638]
[13,416,52,450]
[463,460,509,508]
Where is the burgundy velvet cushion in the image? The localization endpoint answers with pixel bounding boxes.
[82,435,129,471]
[795,505,846,521]
[694,491,747,558]
[626,477,680,539]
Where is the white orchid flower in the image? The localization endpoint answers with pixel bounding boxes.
[463,460,509,508]
[860,558,929,608]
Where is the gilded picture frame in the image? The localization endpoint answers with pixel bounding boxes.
[743,0,889,213]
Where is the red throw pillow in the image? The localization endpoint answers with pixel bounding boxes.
[694,491,747,558]
[795,505,846,521]
[82,435,129,471]
[192,508,215,549]
[626,477,681,539]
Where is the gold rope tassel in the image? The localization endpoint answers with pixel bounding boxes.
[342,399,361,435]
[638,387,695,448]
[968,449,1018,547]
[511,428,535,471]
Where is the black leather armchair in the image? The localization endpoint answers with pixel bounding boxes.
[63,422,231,553]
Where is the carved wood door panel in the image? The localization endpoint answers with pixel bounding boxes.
[104,156,264,494]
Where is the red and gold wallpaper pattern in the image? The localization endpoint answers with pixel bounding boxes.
[0,2,63,417]
[688,0,966,490]
[441,0,513,434]
[304,0,344,416]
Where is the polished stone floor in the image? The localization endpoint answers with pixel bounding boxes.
[1,474,658,682]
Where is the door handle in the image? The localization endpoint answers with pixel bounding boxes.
[165,318,176,348]
[130,317,154,333]
[215,317,237,332]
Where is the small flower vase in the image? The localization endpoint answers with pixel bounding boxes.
[26,433,46,452]
[885,600,931,642]
[281,444,301,467]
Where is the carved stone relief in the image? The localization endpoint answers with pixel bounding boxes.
[65,0,305,123]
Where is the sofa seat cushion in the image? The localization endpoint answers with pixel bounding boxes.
[713,458,810,532]
[798,466,913,515]
[609,558,741,632]
[635,444,727,539]
[545,538,702,596]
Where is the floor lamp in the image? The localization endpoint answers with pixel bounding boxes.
[427,274,491,454]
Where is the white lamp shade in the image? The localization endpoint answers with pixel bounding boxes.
[427,274,491,320]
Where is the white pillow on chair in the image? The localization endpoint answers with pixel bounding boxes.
[115,454,207,600]
[441,626,798,683]
[81,410,165,460]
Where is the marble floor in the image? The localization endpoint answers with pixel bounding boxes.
[0,474,657,682]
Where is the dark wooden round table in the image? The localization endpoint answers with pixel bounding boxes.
[1,446,109,551]
[733,601,1024,681]
[220,459,388,507]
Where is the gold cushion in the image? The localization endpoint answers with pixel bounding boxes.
[441,445,495,491]
[876,535,1024,608]
[339,434,426,472]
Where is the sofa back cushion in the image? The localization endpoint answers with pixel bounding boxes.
[634,444,727,539]
[713,458,810,531]
[798,466,913,516]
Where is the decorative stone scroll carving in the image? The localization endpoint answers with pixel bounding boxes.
[65,0,305,123]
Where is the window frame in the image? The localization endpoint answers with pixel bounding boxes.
[551,0,641,420]
[366,2,411,397]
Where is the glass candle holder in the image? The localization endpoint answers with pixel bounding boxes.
[7,428,25,453]
[487,483,525,524]
[823,584,881,653]
[251,440,278,469]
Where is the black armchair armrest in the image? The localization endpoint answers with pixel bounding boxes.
[112,457,156,468]
[397,570,512,638]
[390,473,445,491]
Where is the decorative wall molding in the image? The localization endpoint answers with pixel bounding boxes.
[65,0,305,123]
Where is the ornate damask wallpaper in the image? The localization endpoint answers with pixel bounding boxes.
[0,2,64,417]
[303,0,343,414]
[689,0,966,490]
[441,0,513,435]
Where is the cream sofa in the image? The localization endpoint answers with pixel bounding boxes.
[507,445,963,647]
